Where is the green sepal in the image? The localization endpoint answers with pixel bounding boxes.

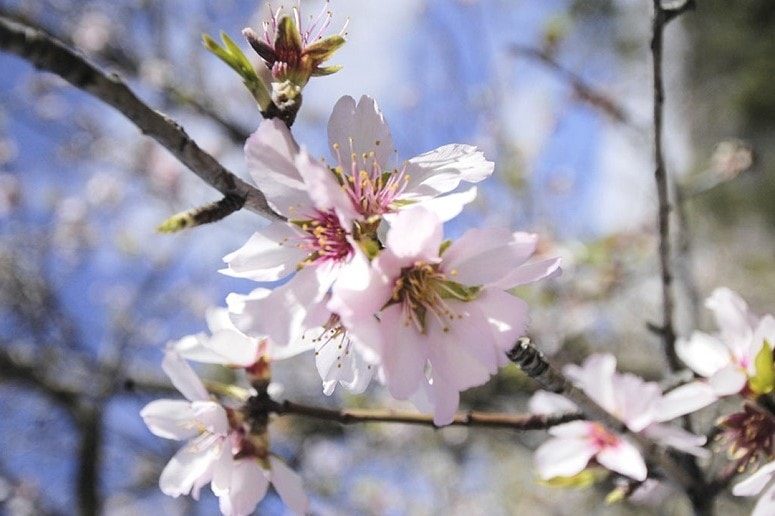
[436,280,481,302]
[275,16,302,53]
[304,35,346,61]
[311,64,344,77]
[749,340,775,395]
[540,468,608,489]
[439,240,453,255]
[358,237,381,260]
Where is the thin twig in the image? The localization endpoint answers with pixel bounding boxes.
[650,2,681,372]
[0,15,281,221]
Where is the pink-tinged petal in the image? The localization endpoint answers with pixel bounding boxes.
[162,351,209,402]
[443,230,537,287]
[221,223,306,281]
[597,438,648,481]
[654,381,718,422]
[295,150,359,223]
[385,207,443,265]
[413,186,478,222]
[329,249,393,323]
[404,144,494,198]
[706,287,755,355]
[676,331,731,378]
[548,420,594,438]
[218,458,269,516]
[733,460,775,496]
[534,435,598,479]
[752,483,775,516]
[642,423,709,458]
[190,401,229,436]
[378,304,427,399]
[612,373,660,431]
[442,298,501,375]
[316,335,374,396]
[159,438,222,498]
[210,444,234,496]
[563,354,617,414]
[491,257,562,290]
[327,95,395,169]
[235,266,324,348]
[529,391,578,415]
[709,363,747,395]
[245,119,309,218]
[426,373,460,426]
[269,456,310,515]
[140,400,198,440]
[473,289,529,355]
[425,311,492,392]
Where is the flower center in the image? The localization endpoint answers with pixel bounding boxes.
[588,423,620,449]
[330,142,409,217]
[389,262,457,334]
[292,209,352,267]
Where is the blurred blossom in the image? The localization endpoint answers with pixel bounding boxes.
[86,172,124,207]
[72,12,112,53]
[142,145,182,197]
[139,58,171,89]
[0,138,18,165]
[710,139,754,180]
[53,196,94,256]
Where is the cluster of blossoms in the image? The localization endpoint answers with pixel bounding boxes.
[140,3,775,515]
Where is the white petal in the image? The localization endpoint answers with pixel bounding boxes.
[733,460,775,496]
[472,289,529,355]
[141,400,198,440]
[221,223,307,282]
[529,391,578,415]
[426,310,492,392]
[385,207,443,265]
[752,483,775,516]
[709,363,747,395]
[162,351,209,402]
[404,143,494,198]
[563,354,617,414]
[327,95,395,169]
[611,373,660,431]
[412,186,478,222]
[218,458,269,516]
[190,401,229,436]
[295,150,359,223]
[548,421,594,438]
[159,439,222,498]
[596,438,648,481]
[654,381,718,421]
[706,287,755,347]
[269,456,310,515]
[676,332,731,378]
[642,423,709,458]
[443,230,537,286]
[210,444,234,496]
[491,257,562,290]
[534,436,598,479]
[245,119,310,218]
[203,329,260,367]
[329,249,393,323]
[206,307,235,333]
[378,304,427,399]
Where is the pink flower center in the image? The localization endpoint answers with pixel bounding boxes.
[292,209,353,266]
[391,262,456,334]
[588,423,620,449]
[331,142,409,217]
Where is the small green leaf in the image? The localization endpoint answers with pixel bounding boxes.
[541,468,608,489]
[437,280,481,302]
[311,64,343,77]
[157,212,195,233]
[749,340,775,395]
[304,35,346,61]
[439,240,452,255]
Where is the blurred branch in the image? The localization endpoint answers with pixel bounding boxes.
[0,345,80,411]
[253,397,583,430]
[0,15,281,221]
[75,405,103,516]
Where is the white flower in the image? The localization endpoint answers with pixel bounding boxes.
[330,206,560,425]
[733,460,775,516]
[140,351,232,500]
[530,354,710,482]
[677,288,775,397]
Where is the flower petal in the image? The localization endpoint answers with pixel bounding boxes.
[443,230,537,286]
[269,456,310,515]
[221,223,306,282]
[159,439,222,498]
[245,119,309,217]
[404,143,494,198]
[709,363,747,395]
[706,287,755,356]
[412,186,478,222]
[752,482,775,516]
[733,460,775,497]
[425,372,461,426]
[610,373,660,431]
[529,391,578,415]
[378,304,427,399]
[295,149,359,222]
[218,458,269,516]
[642,423,709,457]
[491,257,562,290]
[534,435,598,479]
[140,400,199,440]
[327,95,395,169]
[654,381,718,421]
[596,438,648,481]
[563,354,617,414]
[162,351,209,402]
[385,206,442,266]
[676,331,731,378]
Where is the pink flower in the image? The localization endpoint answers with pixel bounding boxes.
[326,95,493,221]
[677,288,775,397]
[733,460,775,516]
[530,354,710,482]
[329,206,560,425]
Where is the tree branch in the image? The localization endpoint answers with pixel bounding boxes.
[0,15,281,221]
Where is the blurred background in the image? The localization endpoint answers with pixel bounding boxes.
[0,0,773,514]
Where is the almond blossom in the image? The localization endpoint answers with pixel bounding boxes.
[140,351,309,515]
[733,460,775,516]
[329,206,560,425]
[530,354,710,482]
[677,288,775,399]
